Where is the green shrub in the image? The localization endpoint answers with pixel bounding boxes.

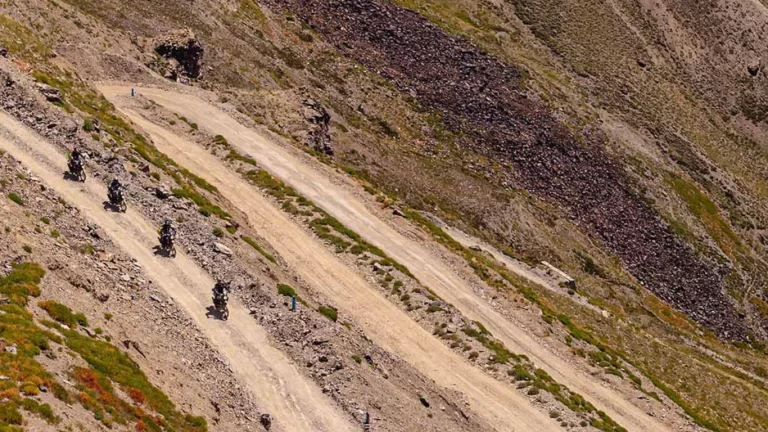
[351,354,362,364]
[427,304,443,313]
[213,135,228,146]
[318,305,337,322]
[212,227,224,238]
[21,398,59,424]
[241,236,276,263]
[79,243,95,255]
[277,284,306,305]
[0,402,23,425]
[22,245,32,254]
[39,300,88,327]
[8,192,23,205]
[40,217,50,225]
[277,284,296,297]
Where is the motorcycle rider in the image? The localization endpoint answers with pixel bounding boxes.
[158,219,177,257]
[213,280,230,302]
[70,147,83,165]
[160,219,176,243]
[108,177,124,202]
[68,147,85,179]
[212,280,231,319]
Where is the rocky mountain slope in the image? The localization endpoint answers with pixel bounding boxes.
[0,0,767,431]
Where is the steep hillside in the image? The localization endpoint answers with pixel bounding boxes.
[1,0,768,431]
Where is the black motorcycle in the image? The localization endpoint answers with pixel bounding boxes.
[159,232,176,257]
[108,187,126,212]
[213,291,229,321]
[68,158,86,182]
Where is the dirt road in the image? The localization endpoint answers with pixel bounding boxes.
[438,225,600,311]
[101,85,674,432]
[0,110,355,432]
[104,96,564,431]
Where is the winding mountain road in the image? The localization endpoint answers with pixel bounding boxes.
[0,110,355,432]
[101,85,674,432]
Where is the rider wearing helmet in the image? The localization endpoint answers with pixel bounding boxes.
[108,177,123,197]
[213,280,230,299]
[71,147,83,164]
[160,219,176,240]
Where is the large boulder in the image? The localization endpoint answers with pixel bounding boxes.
[153,28,204,82]
[36,83,62,102]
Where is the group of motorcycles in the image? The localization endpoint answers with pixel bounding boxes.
[67,149,230,320]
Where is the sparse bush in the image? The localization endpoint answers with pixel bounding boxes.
[79,243,95,255]
[40,217,50,225]
[351,355,362,364]
[241,236,276,263]
[277,284,297,297]
[427,304,443,313]
[0,402,23,425]
[212,227,224,237]
[213,135,228,146]
[318,305,338,322]
[8,192,23,205]
[39,300,88,327]
[22,245,32,254]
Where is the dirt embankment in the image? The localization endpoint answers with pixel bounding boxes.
[262,0,747,340]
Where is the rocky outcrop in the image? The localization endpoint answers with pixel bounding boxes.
[153,28,204,82]
[264,0,748,339]
[301,98,333,156]
[36,83,62,102]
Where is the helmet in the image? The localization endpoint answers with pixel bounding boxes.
[163,218,172,227]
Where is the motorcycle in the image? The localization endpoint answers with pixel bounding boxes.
[159,232,176,257]
[213,291,229,320]
[68,158,86,182]
[108,188,126,212]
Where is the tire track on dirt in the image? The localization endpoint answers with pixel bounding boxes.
[102,85,673,432]
[105,96,564,432]
[0,110,355,432]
